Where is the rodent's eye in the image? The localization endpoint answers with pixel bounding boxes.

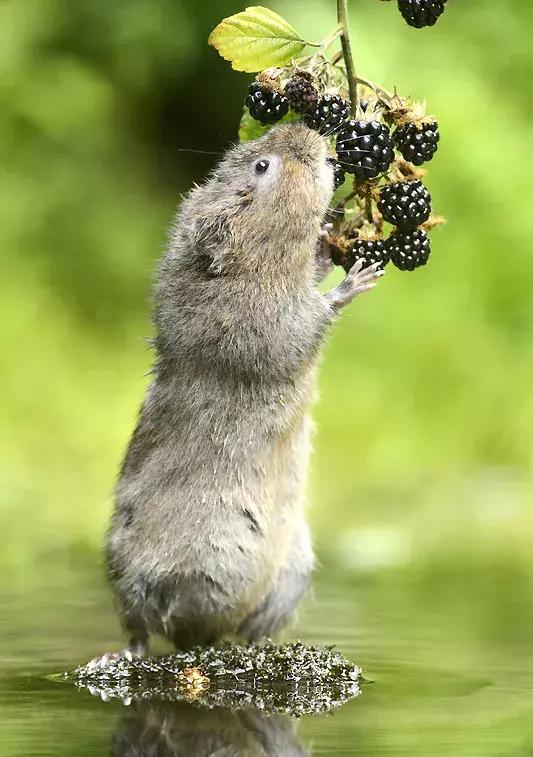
[254,159,270,175]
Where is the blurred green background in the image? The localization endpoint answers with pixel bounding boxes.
[1,0,533,581]
[2,1,533,755]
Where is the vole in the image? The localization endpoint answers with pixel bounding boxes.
[94,122,382,665]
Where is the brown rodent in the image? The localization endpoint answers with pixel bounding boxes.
[94,122,382,665]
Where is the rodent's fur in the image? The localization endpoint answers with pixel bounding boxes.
[104,123,377,654]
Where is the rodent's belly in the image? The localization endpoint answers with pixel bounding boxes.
[129,450,304,578]
[112,479,303,632]
[111,371,316,628]
[113,418,312,623]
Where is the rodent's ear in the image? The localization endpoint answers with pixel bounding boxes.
[194,252,219,278]
[188,205,236,276]
[180,166,251,274]
[193,210,233,250]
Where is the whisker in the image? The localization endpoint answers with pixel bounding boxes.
[333,153,381,167]
[336,135,386,144]
[176,148,225,156]
[319,122,345,140]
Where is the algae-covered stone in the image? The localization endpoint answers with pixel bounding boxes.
[71,641,362,717]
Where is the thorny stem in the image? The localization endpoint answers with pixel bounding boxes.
[300,25,341,64]
[354,76,394,103]
[339,189,358,208]
[330,188,357,230]
[365,193,373,223]
[337,0,358,113]
[319,24,343,52]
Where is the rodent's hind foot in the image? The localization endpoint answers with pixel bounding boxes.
[85,639,147,671]
[85,651,125,672]
[324,259,384,312]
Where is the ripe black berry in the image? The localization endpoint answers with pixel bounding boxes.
[245,82,289,125]
[304,94,350,133]
[284,76,318,114]
[397,0,447,28]
[389,228,431,270]
[336,119,395,180]
[378,180,431,229]
[343,236,391,272]
[394,120,440,165]
[327,158,346,191]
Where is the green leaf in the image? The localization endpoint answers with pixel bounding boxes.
[238,109,270,142]
[208,6,309,73]
[238,107,300,143]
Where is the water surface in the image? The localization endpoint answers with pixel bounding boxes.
[1,559,532,755]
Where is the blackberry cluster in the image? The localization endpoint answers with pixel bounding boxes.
[328,158,346,191]
[284,76,318,114]
[241,73,440,274]
[343,236,391,273]
[245,82,289,125]
[378,180,431,229]
[397,0,448,28]
[336,119,395,180]
[304,94,350,133]
[389,228,431,270]
[394,120,440,165]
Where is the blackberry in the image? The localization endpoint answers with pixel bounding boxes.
[394,120,440,165]
[336,119,395,180]
[284,76,318,114]
[378,180,431,229]
[245,82,289,125]
[343,235,391,272]
[397,0,447,28]
[304,94,350,133]
[389,228,431,270]
[327,158,346,191]
[330,244,345,269]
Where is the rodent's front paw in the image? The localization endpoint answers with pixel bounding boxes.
[348,258,385,286]
[324,259,384,312]
[346,258,385,295]
[315,223,335,282]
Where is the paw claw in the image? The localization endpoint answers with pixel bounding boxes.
[350,258,364,274]
[324,256,384,311]
[86,652,123,671]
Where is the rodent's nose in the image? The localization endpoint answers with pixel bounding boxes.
[267,123,327,165]
[289,128,327,165]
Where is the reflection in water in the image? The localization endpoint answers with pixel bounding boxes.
[112,701,307,757]
[73,642,362,755]
[5,566,533,755]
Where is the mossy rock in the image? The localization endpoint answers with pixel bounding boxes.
[70,641,362,717]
